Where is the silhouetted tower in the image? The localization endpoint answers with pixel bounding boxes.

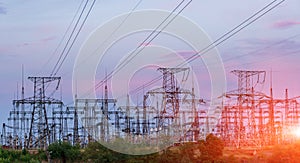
[135,106,141,135]
[230,70,266,147]
[142,95,148,135]
[125,95,131,137]
[191,86,199,140]
[104,82,109,139]
[73,105,79,145]
[20,65,25,146]
[158,68,188,129]
[285,89,289,126]
[269,87,275,144]
[27,77,62,149]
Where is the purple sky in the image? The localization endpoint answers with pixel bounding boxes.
[0,0,300,124]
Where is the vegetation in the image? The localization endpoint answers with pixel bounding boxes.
[266,141,300,162]
[0,148,45,163]
[3,135,300,162]
[47,141,81,163]
[153,134,225,162]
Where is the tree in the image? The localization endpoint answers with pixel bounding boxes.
[205,133,224,158]
[197,134,225,162]
[48,141,81,163]
[82,142,132,162]
[0,147,41,162]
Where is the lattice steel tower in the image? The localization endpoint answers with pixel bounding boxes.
[27,77,62,149]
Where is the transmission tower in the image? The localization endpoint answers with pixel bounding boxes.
[223,70,266,147]
[159,68,188,128]
[25,77,62,149]
[143,67,207,142]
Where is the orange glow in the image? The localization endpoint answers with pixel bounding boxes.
[292,126,300,138]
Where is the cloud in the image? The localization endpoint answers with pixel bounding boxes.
[237,36,300,53]
[0,4,7,15]
[272,20,300,29]
[40,36,56,43]
[222,36,300,72]
[17,36,56,47]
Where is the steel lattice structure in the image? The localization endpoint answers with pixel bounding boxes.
[2,69,300,150]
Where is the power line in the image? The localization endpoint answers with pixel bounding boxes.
[36,0,88,98]
[63,0,143,78]
[178,0,285,68]
[103,0,190,78]
[78,0,192,98]
[53,0,97,76]
[46,0,96,98]
[52,0,191,100]
[226,49,300,70]
[77,0,190,98]
[223,33,300,65]
[128,0,285,96]
[50,0,96,77]
[36,0,85,76]
[90,0,192,95]
[50,0,89,76]
[61,0,144,106]
[190,33,300,70]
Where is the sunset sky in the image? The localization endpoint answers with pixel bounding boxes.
[0,0,300,124]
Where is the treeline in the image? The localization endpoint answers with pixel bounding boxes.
[0,148,46,163]
[1,134,300,162]
[45,134,225,163]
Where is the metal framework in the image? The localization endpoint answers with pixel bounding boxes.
[3,77,64,149]
[2,69,300,150]
[218,70,300,148]
[143,67,206,142]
